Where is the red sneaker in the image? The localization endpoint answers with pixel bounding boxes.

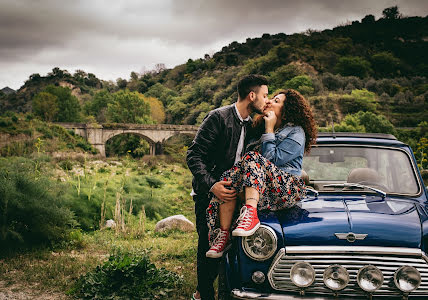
[232,205,260,237]
[206,228,230,258]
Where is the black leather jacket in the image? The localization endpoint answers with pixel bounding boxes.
[186,104,252,198]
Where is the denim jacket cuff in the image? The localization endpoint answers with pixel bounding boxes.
[261,133,275,142]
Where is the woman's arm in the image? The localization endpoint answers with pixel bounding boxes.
[260,128,304,166]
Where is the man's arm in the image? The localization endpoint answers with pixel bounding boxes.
[186,111,221,195]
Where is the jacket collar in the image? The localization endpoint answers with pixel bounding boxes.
[232,103,252,125]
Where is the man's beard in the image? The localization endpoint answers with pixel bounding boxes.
[249,99,265,115]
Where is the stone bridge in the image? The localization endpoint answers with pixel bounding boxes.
[57,123,199,157]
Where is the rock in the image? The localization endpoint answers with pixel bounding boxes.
[155,215,194,233]
[105,219,116,228]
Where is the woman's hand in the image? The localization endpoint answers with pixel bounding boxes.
[263,111,276,133]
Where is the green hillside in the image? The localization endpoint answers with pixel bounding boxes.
[1,9,427,129]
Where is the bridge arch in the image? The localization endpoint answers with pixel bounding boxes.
[57,123,199,157]
[104,131,158,156]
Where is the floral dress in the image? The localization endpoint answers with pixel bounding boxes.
[206,150,307,244]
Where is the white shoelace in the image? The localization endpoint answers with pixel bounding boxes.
[236,206,253,229]
[211,228,228,251]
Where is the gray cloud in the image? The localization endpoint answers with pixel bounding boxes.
[1,0,427,89]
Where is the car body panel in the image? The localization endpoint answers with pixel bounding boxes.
[222,133,428,299]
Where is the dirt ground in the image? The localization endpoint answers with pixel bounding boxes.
[0,281,69,300]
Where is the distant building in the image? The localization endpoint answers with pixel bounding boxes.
[0,87,16,95]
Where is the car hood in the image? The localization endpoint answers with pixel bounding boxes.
[275,196,421,248]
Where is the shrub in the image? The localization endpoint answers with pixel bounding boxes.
[59,160,73,171]
[146,176,164,188]
[338,89,377,114]
[335,56,372,78]
[0,159,77,250]
[285,75,314,95]
[73,249,182,299]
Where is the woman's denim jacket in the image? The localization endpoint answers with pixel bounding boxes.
[260,125,305,176]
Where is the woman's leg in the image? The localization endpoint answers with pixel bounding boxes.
[219,198,236,230]
[206,199,236,259]
[244,186,259,208]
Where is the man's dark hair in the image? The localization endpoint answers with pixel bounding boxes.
[237,74,268,100]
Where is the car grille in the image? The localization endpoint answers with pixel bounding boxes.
[268,246,428,298]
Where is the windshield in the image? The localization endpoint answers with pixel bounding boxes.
[302,146,420,195]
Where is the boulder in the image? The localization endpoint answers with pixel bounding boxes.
[155,215,194,233]
[105,219,116,228]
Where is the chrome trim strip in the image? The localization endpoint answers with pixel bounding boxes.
[267,248,286,289]
[231,289,328,300]
[284,246,423,256]
[422,252,428,264]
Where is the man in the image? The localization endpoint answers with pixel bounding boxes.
[186,74,269,300]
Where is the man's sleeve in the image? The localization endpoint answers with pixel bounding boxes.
[186,111,221,195]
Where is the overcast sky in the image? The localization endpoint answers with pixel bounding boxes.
[1,0,427,90]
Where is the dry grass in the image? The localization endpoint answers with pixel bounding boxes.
[0,224,198,299]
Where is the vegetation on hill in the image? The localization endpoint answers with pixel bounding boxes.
[0,6,426,167]
[1,7,426,127]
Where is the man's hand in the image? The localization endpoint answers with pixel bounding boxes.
[211,181,237,202]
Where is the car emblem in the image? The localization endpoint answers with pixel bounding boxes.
[335,232,368,242]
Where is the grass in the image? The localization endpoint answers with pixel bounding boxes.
[0,154,198,299]
[0,228,198,299]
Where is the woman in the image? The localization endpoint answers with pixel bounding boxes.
[205,89,317,258]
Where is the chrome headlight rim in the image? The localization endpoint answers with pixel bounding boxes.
[242,225,277,261]
[357,265,384,292]
[323,264,350,291]
[290,261,316,287]
[394,265,421,292]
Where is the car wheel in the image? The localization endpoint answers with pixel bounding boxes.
[218,257,232,300]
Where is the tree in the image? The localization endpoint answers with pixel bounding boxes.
[83,90,114,122]
[269,64,302,90]
[329,111,395,134]
[48,67,71,79]
[154,63,166,73]
[116,78,128,89]
[338,89,377,114]
[356,111,395,134]
[371,52,401,77]
[32,92,58,121]
[106,90,151,123]
[285,75,314,95]
[85,73,101,88]
[145,96,166,124]
[382,6,401,20]
[361,14,375,24]
[335,56,372,78]
[43,85,81,122]
[130,71,139,81]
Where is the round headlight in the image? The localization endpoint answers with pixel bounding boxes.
[394,266,421,292]
[323,265,349,291]
[357,265,384,292]
[290,262,315,287]
[242,225,277,261]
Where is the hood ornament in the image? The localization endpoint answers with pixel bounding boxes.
[335,232,368,243]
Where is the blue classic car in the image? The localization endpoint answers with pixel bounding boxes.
[219,133,428,299]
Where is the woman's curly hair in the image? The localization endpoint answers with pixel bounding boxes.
[250,89,317,153]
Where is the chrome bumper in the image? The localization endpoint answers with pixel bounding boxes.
[231,289,330,300]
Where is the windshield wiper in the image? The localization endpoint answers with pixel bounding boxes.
[306,187,319,198]
[323,183,386,198]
